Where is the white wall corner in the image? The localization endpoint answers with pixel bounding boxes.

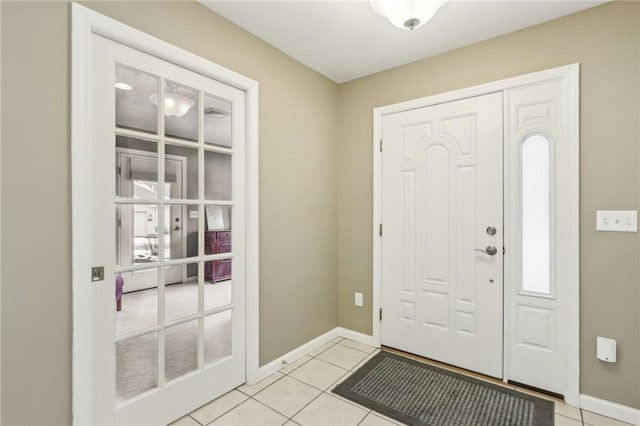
[255,327,376,383]
[256,328,341,382]
[334,327,375,346]
[579,394,640,426]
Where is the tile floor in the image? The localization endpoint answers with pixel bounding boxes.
[170,337,634,426]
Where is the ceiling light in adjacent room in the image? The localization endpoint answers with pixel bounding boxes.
[115,82,132,90]
[371,0,448,30]
[149,87,195,118]
[204,107,230,119]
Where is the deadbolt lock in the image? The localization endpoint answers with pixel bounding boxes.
[486,226,497,236]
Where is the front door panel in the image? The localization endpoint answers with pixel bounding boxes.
[381,93,503,378]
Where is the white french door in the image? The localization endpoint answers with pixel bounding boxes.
[380,92,504,378]
[80,32,247,425]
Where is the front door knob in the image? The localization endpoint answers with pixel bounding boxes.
[474,246,498,256]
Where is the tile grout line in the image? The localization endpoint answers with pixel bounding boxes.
[187,413,203,426]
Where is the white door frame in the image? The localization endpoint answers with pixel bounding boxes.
[372,64,579,405]
[116,147,189,286]
[71,4,260,424]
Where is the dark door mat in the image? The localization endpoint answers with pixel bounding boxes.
[332,351,553,426]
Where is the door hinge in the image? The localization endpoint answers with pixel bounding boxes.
[118,166,122,175]
[379,308,383,321]
[503,246,505,255]
[118,218,122,227]
[379,223,383,236]
[379,139,383,152]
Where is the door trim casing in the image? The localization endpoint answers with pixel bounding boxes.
[372,64,579,405]
[71,4,260,424]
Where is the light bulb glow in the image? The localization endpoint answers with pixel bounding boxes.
[115,82,133,90]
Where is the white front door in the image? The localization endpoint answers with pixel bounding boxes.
[381,92,503,378]
[81,33,246,425]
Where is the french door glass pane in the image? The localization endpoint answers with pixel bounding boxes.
[116,137,159,199]
[115,65,159,134]
[166,144,198,200]
[205,310,232,365]
[116,269,159,337]
[165,320,198,381]
[204,151,232,201]
[204,93,232,148]
[204,206,232,294]
[205,205,231,231]
[204,279,232,312]
[164,204,188,261]
[521,135,551,295]
[165,263,199,322]
[116,332,159,402]
[164,80,199,142]
[132,204,162,263]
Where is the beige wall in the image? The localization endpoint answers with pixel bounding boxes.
[2,1,640,424]
[0,1,338,424]
[337,1,640,410]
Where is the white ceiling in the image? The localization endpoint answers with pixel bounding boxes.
[199,0,606,83]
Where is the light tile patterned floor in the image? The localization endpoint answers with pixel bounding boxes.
[170,338,634,426]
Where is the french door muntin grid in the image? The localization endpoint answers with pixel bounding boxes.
[114,68,235,399]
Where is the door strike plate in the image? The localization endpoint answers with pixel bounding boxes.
[92,266,105,282]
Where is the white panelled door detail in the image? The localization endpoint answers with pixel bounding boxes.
[505,78,573,396]
[381,93,504,378]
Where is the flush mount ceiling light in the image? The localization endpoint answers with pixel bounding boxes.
[204,107,230,119]
[371,0,448,30]
[115,82,132,91]
[149,85,195,118]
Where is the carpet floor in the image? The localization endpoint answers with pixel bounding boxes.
[332,351,554,426]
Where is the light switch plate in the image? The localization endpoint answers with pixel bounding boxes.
[596,210,637,232]
[354,292,363,307]
[189,210,199,219]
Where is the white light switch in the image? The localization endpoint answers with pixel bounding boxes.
[596,210,637,232]
[354,292,363,307]
[189,210,199,219]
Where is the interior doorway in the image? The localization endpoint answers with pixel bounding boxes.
[117,147,186,291]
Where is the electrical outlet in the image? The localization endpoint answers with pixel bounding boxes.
[355,292,363,307]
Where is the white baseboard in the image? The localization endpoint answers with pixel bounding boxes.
[580,394,640,425]
[255,328,340,382]
[255,327,375,383]
[334,327,375,346]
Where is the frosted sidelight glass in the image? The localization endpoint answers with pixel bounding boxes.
[521,135,551,295]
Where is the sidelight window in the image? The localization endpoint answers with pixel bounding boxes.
[521,134,552,295]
